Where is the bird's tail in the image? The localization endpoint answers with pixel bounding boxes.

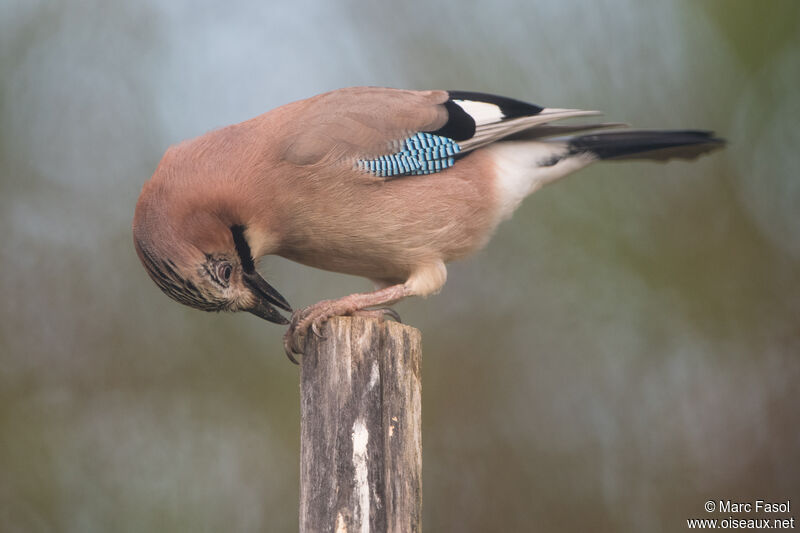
[567,129,725,162]
[487,127,725,221]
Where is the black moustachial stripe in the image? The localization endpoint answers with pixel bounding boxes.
[230,225,255,273]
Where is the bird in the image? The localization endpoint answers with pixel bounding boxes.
[132,87,724,362]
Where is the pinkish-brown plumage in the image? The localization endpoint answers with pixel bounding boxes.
[133,86,724,359]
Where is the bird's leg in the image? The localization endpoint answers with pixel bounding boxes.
[283,284,411,361]
[283,262,447,362]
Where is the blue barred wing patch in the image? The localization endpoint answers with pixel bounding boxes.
[357,132,461,177]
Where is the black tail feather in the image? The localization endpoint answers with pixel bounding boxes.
[569,130,726,162]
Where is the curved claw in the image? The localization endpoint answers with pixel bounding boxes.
[379,307,402,323]
[285,349,300,365]
[310,320,325,339]
[357,307,402,323]
[283,333,300,365]
[282,312,303,365]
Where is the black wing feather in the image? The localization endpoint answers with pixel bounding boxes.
[426,91,544,142]
[447,91,544,118]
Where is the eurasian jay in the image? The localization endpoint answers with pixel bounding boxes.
[132,87,724,361]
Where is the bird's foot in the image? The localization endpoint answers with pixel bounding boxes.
[282,301,401,363]
[353,307,402,324]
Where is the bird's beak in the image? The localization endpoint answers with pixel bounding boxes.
[242,271,292,325]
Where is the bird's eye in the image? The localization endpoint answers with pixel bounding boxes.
[217,263,233,283]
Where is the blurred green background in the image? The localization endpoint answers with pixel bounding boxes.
[1,1,798,531]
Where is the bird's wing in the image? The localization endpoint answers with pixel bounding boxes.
[279,87,601,178]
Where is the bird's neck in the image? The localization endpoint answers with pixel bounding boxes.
[166,180,280,261]
[157,117,285,259]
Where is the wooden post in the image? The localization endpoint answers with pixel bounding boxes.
[300,316,422,533]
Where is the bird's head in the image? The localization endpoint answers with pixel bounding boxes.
[132,190,291,325]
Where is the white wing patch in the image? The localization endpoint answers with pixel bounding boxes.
[452,99,505,126]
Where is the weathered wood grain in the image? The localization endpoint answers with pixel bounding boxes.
[300,316,422,533]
